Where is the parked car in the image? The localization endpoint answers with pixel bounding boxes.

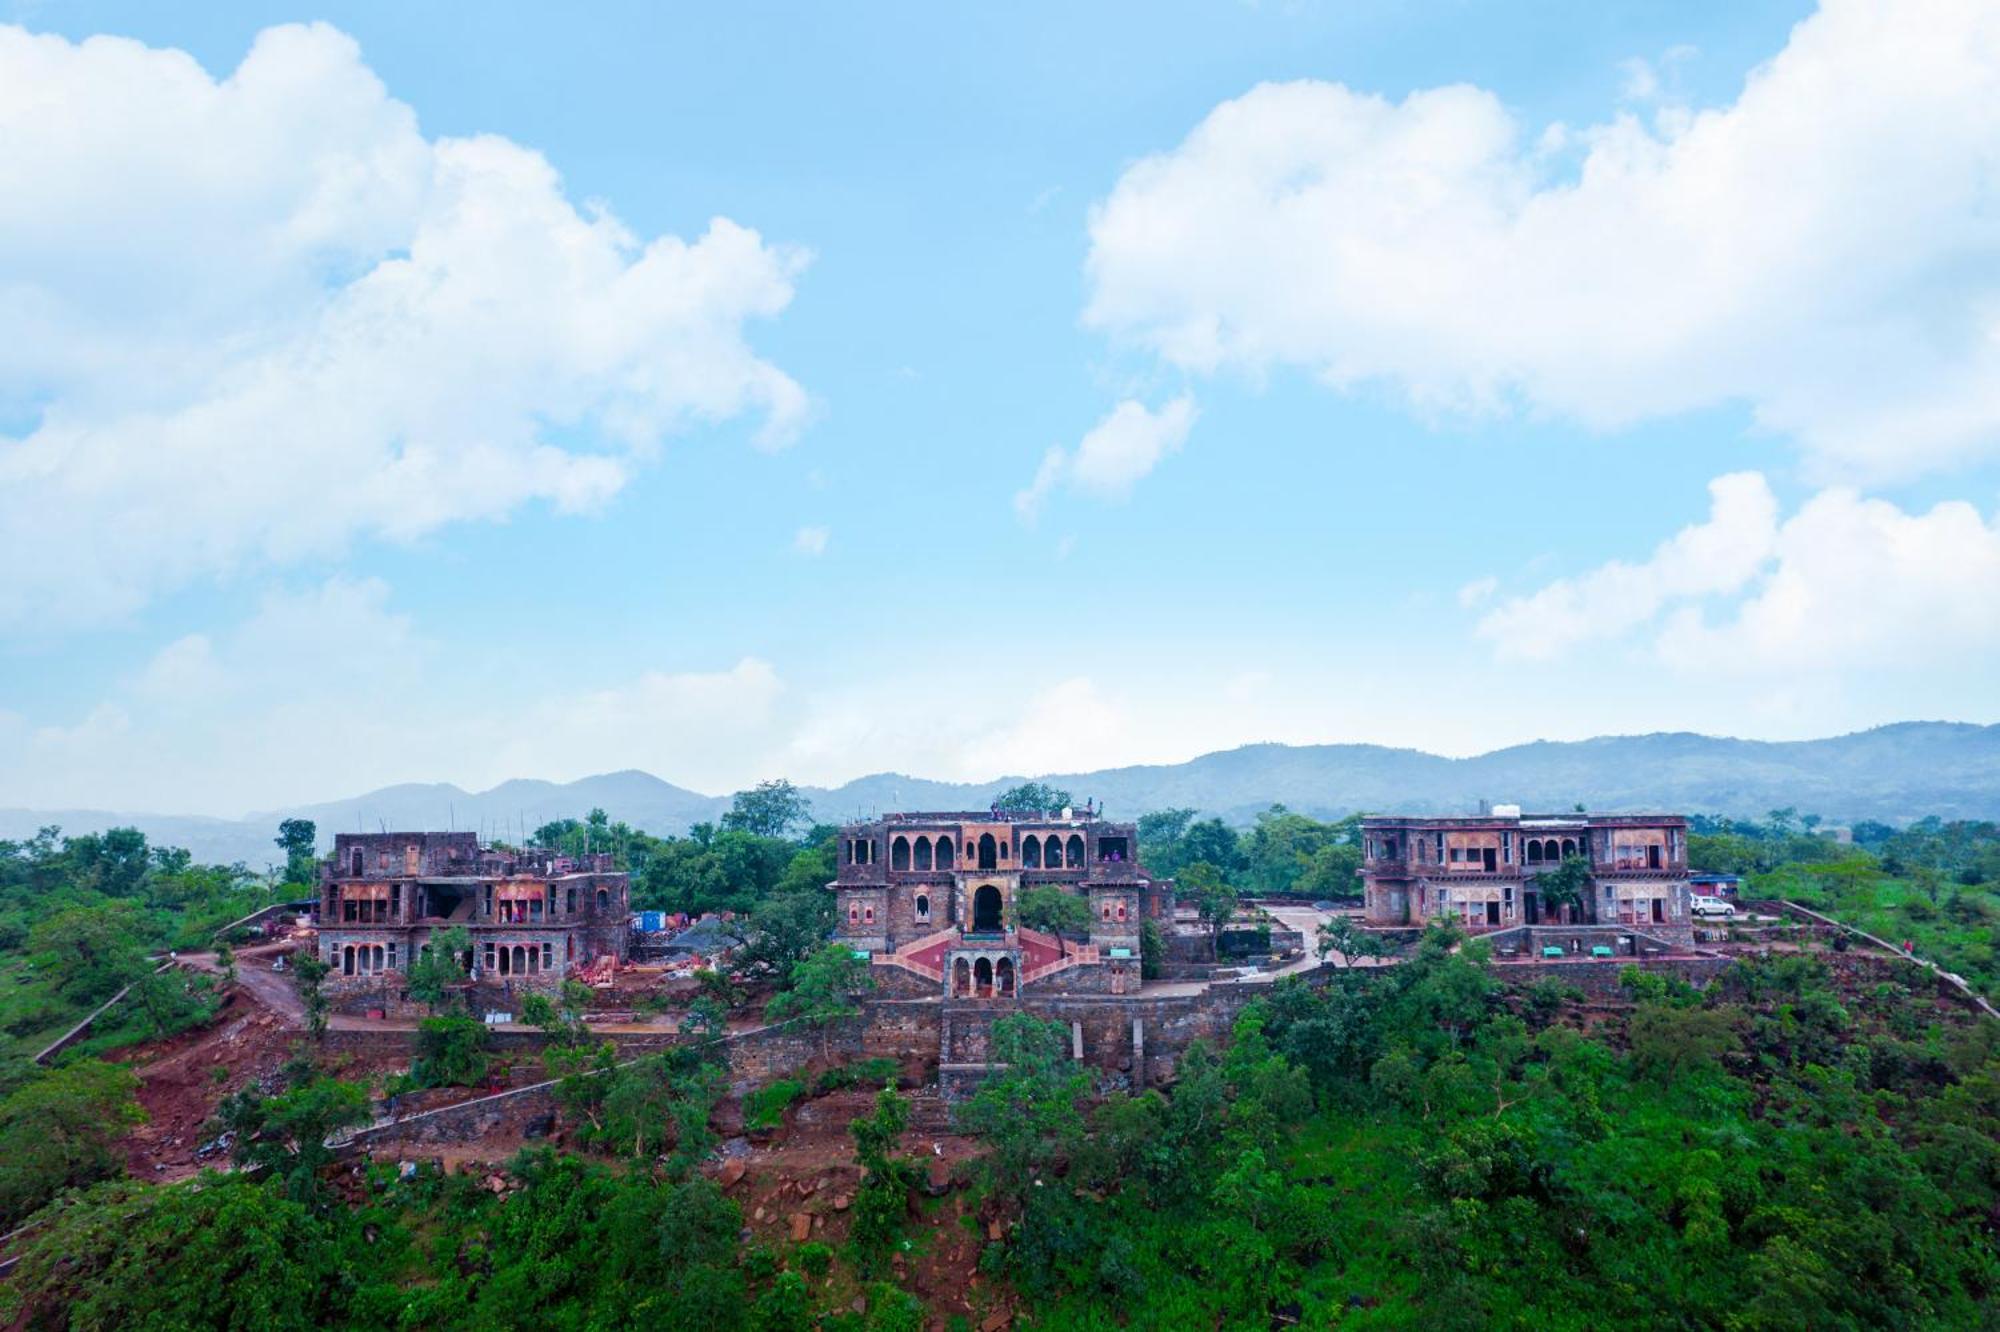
[1691,897,1737,919]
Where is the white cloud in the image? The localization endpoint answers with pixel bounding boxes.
[1015,396,1196,521]
[0,22,808,629]
[1456,575,1499,609]
[959,678,1137,779]
[1475,472,2000,673]
[1084,0,2000,480]
[1660,488,2000,672]
[1476,472,1780,660]
[793,525,829,557]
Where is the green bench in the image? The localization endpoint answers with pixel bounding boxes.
[1541,946,1565,958]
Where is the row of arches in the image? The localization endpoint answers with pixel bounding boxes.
[889,834,959,872]
[951,954,1015,998]
[1524,837,1580,864]
[341,943,391,975]
[1022,833,1086,869]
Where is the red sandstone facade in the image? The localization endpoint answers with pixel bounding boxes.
[1360,812,1693,945]
[317,831,629,996]
[829,808,1173,997]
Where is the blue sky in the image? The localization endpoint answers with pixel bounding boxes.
[3,0,1997,814]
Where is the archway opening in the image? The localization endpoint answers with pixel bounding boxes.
[498,946,511,976]
[915,893,931,923]
[996,956,1015,996]
[974,956,994,997]
[1022,835,1041,869]
[973,883,1003,932]
[892,836,911,871]
[351,850,364,877]
[1066,834,1085,868]
[936,838,954,869]
[977,833,997,870]
[914,837,932,871]
[952,956,971,997]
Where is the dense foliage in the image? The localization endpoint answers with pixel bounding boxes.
[960,929,2000,1328]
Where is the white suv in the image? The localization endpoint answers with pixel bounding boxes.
[1691,897,1737,919]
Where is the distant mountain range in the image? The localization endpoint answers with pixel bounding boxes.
[5,722,1997,867]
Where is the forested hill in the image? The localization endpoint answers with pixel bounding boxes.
[5,721,1997,865]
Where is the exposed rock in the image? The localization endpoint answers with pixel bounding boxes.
[924,1158,953,1196]
[718,1158,747,1189]
[831,1193,851,1212]
[790,1212,812,1242]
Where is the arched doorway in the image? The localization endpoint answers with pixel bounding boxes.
[952,957,971,997]
[936,837,954,869]
[972,884,1003,932]
[342,944,355,975]
[892,836,911,871]
[914,837,932,870]
[996,957,1015,996]
[977,833,997,870]
[1022,835,1041,868]
[1065,834,1085,868]
[974,956,994,996]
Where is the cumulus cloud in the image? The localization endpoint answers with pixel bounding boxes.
[1476,472,1780,660]
[1474,473,2000,672]
[0,575,795,812]
[1084,0,2000,479]
[0,23,808,628]
[1015,396,1195,521]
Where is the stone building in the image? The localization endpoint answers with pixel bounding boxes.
[1359,811,1694,948]
[316,831,629,996]
[829,808,1172,998]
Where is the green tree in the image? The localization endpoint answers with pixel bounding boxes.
[600,1047,724,1173]
[1140,918,1165,979]
[993,781,1074,815]
[289,950,331,1040]
[29,900,148,1005]
[411,1013,491,1088]
[274,819,317,886]
[847,1085,918,1275]
[766,941,873,1058]
[5,1174,338,1332]
[216,941,237,986]
[214,1075,370,1203]
[0,1060,146,1228]
[1182,861,1238,945]
[731,885,834,984]
[955,1014,1088,1211]
[1017,884,1093,942]
[1317,914,1384,968]
[1537,854,1593,919]
[405,926,472,1012]
[722,780,811,840]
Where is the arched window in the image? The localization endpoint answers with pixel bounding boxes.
[936,837,954,869]
[996,957,1015,996]
[596,888,610,913]
[892,836,911,871]
[1066,834,1085,868]
[1561,838,1577,859]
[342,944,355,975]
[351,850,364,877]
[977,833,997,870]
[973,883,1003,931]
[848,904,860,925]
[974,956,994,995]
[373,945,386,972]
[915,893,931,923]
[1022,835,1042,869]
[953,957,972,997]
[914,836,933,871]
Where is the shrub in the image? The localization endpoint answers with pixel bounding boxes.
[744,1078,804,1131]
